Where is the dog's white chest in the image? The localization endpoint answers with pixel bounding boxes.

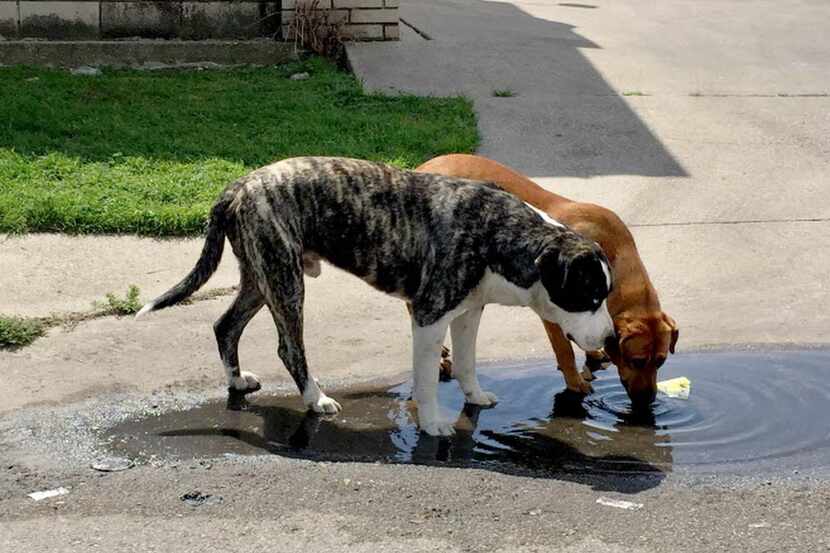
[471,270,534,308]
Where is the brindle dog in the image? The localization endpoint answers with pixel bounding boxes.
[137,157,615,435]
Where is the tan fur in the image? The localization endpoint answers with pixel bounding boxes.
[417,154,679,403]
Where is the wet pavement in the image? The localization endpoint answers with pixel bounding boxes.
[105,349,830,480]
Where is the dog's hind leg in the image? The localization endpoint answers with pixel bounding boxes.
[269,289,341,415]
[450,307,497,407]
[240,212,341,414]
[214,266,265,409]
[253,256,341,414]
[411,315,454,436]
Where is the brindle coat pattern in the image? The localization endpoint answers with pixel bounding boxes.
[138,157,612,433]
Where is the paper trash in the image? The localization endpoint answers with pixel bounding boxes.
[657,377,691,399]
[28,487,69,501]
[596,497,643,511]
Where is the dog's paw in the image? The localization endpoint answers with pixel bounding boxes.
[420,418,456,437]
[308,394,342,415]
[580,366,597,382]
[230,371,262,393]
[562,371,593,394]
[465,390,498,407]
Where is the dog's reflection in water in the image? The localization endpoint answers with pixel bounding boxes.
[165,388,672,483]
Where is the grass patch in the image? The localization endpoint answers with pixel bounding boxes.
[492,88,516,98]
[0,315,46,349]
[0,284,239,350]
[0,58,479,236]
[97,285,143,316]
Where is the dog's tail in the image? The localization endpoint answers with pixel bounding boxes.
[135,197,231,319]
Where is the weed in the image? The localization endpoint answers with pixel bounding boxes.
[288,0,349,63]
[99,285,143,316]
[0,315,46,349]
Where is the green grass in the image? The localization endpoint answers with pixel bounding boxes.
[0,315,46,349]
[0,58,479,236]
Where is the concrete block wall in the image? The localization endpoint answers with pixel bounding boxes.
[282,0,399,42]
[0,0,398,41]
[0,1,283,39]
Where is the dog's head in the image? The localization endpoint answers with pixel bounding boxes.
[535,236,614,351]
[603,312,679,406]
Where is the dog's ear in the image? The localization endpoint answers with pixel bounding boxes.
[662,313,679,354]
[617,317,654,355]
[616,317,643,346]
[535,247,565,297]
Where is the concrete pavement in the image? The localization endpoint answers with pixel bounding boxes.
[348,0,830,346]
[3,1,830,550]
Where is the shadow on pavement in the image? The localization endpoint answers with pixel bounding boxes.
[110,386,669,494]
[350,0,687,178]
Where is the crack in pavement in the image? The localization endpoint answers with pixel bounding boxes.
[629,217,830,228]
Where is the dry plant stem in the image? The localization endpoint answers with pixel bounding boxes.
[289,0,350,59]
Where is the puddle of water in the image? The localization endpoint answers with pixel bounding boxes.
[106,349,830,476]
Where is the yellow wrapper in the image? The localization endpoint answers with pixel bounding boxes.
[656,376,691,399]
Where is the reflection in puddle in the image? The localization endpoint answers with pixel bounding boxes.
[107,349,830,477]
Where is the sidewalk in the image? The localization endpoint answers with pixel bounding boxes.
[348,0,830,346]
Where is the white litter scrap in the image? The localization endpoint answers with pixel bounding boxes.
[657,376,691,399]
[28,487,69,501]
[596,497,643,511]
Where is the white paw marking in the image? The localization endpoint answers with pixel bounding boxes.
[419,417,456,436]
[308,394,342,415]
[465,390,498,406]
[230,371,261,392]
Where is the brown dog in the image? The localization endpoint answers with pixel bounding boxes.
[417,154,678,404]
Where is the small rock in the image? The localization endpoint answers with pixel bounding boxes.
[526,509,542,516]
[71,66,101,77]
[290,72,310,81]
[749,522,771,529]
[180,490,222,507]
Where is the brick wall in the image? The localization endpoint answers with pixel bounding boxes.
[0,0,400,41]
[282,0,399,42]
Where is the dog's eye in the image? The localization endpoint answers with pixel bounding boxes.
[654,357,666,369]
[631,358,648,370]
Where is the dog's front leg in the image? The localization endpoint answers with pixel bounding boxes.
[542,320,593,394]
[411,317,454,436]
[450,307,497,407]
